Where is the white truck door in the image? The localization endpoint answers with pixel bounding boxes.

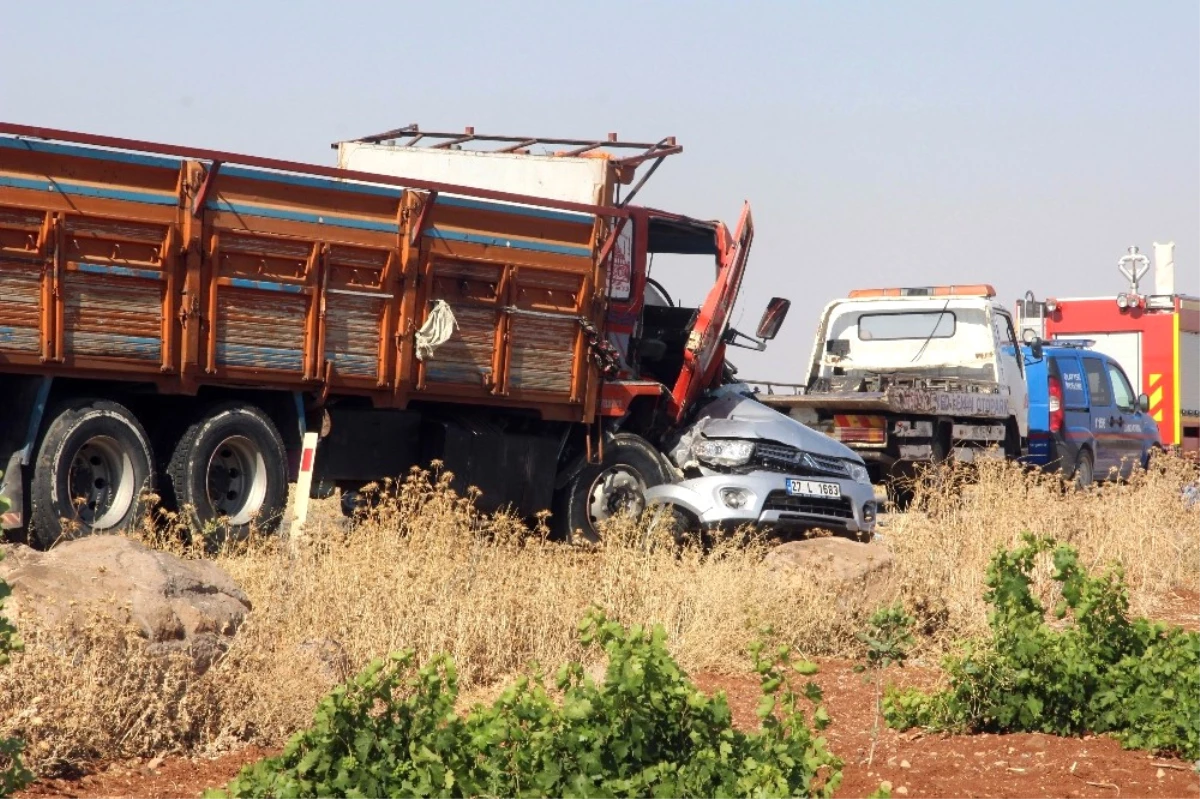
[992,310,1029,437]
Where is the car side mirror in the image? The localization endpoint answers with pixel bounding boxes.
[756,297,791,341]
[1137,393,1150,413]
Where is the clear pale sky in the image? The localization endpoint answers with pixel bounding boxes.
[3,1,1196,378]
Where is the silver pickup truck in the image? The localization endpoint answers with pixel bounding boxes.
[646,385,878,540]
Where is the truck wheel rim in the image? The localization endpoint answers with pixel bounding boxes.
[206,436,267,526]
[587,466,646,527]
[68,435,136,530]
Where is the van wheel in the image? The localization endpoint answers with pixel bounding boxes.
[1070,448,1094,489]
[30,399,156,549]
[555,434,671,544]
[167,403,287,541]
[1142,444,1165,472]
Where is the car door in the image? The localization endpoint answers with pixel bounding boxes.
[1052,352,1092,467]
[1081,356,1117,477]
[1103,358,1145,477]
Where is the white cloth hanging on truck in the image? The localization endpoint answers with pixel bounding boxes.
[415,300,458,361]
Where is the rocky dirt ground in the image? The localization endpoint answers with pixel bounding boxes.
[15,652,1199,799]
[11,512,1198,799]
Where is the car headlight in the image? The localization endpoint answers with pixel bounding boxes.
[847,462,871,485]
[692,438,755,467]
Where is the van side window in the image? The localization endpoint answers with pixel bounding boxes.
[1082,357,1112,407]
[1052,356,1089,408]
[1106,362,1136,411]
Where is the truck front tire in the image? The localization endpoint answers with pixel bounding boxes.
[166,402,287,541]
[30,399,156,549]
[555,433,671,544]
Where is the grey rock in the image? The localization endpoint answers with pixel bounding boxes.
[0,536,250,672]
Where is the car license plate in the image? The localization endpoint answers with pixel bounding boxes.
[786,479,841,498]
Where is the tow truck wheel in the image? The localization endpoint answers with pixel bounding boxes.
[556,433,671,544]
[30,398,157,549]
[166,402,287,543]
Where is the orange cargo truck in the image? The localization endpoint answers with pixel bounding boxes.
[0,122,851,547]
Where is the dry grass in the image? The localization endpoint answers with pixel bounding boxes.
[888,454,1200,647]
[1,456,1196,774]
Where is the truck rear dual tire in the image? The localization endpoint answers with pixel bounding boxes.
[555,433,671,544]
[30,399,156,549]
[166,403,288,542]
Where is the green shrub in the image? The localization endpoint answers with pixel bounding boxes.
[1,509,33,796]
[884,533,1200,760]
[208,609,842,798]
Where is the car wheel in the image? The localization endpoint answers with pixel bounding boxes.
[1142,444,1165,472]
[555,434,671,544]
[644,503,702,551]
[1070,448,1094,489]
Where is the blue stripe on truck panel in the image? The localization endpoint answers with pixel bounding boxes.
[0,175,178,207]
[71,334,161,359]
[74,262,163,281]
[227,277,305,294]
[205,198,398,233]
[0,136,182,170]
[436,195,594,225]
[427,226,592,258]
[217,165,405,199]
[217,343,305,371]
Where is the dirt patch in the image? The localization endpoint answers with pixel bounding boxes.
[14,748,271,799]
[1149,587,1200,632]
[15,659,1197,799]
[696,660,1200,799]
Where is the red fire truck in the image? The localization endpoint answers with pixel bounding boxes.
[1017,243,1199,454]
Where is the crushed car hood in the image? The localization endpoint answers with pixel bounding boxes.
[669,391,861,467]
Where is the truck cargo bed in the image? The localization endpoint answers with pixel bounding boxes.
[0,131,610,422]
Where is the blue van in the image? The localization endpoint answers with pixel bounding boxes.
[1021,340,1161,486]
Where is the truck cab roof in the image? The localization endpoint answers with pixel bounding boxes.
[806,292,1012,388]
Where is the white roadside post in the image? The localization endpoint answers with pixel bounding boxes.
[290,430,321,542]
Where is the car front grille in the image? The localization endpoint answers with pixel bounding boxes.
[752,443,851,478]
[762,491,855,520]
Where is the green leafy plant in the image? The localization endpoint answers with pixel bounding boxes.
[854,604,914,767]
[0,490,33,797]
[208,609,843,798]
[884,533,1200,760]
